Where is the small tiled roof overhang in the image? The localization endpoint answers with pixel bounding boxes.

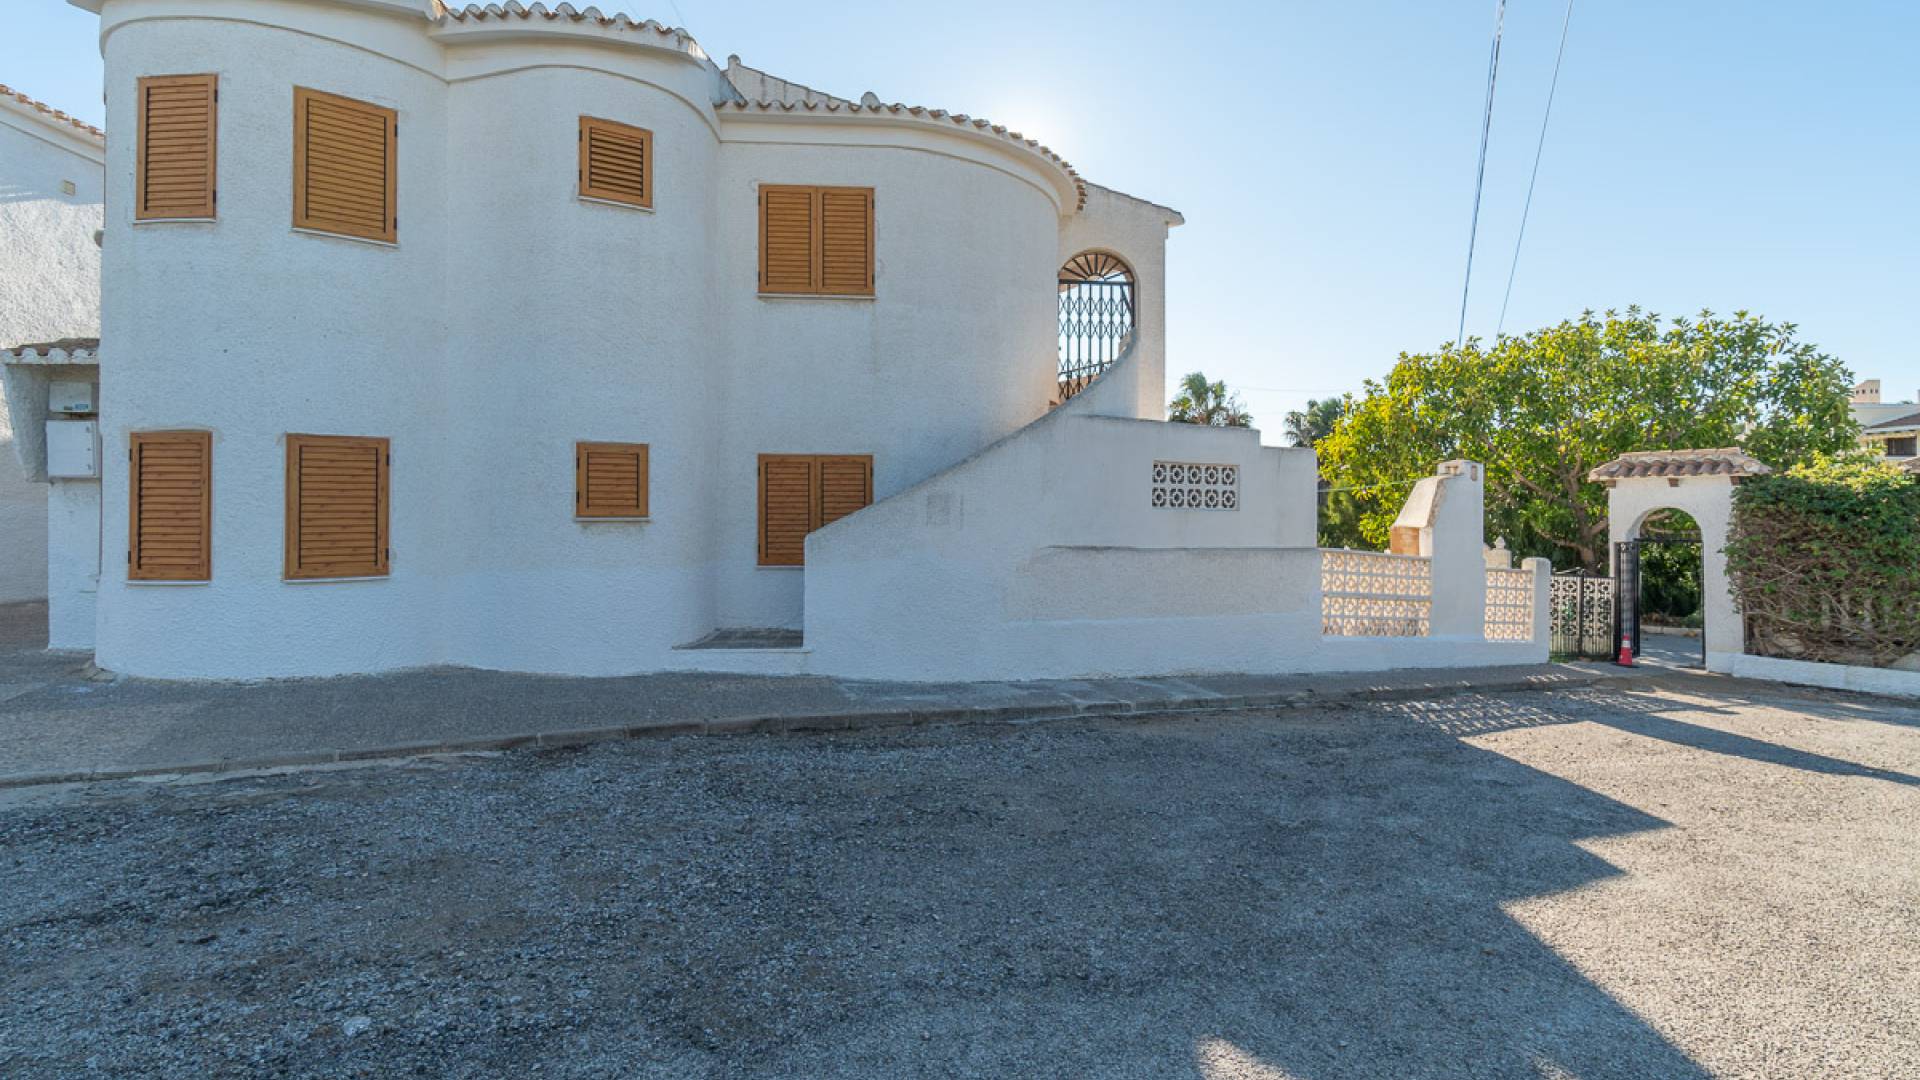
[0,83,104,141]
[1587,448,1772,482]
[4,337,100,362]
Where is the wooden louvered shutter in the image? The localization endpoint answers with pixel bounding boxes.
[293,87,397,243]
[757,454,875,566]
[129,431,212,581]
[758,455,815,566]
[578,116,651,208]
[759,185,816,294]
[285,434,389,579]
[136,75,217,221]
[818,188,874,296]
[816,455,873,527]
[576,442,649,518]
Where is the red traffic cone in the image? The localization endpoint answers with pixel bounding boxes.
[1617,638,1634,667]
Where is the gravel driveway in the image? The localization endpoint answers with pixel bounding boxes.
[4,681,1917,1078]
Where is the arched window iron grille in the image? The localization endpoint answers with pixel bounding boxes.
[1057,252,1135,402]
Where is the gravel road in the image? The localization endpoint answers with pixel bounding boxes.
[4,681,1917,1078]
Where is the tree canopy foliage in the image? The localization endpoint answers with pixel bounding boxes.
[1283,397,1347,448]
[1168,371,1253,428]
[1314,308,1857,569]
[1728,455,1920,667]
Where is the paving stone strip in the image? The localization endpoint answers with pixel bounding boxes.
[0,645,1606,788]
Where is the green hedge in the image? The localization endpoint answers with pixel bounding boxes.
[1727,456,1920,667]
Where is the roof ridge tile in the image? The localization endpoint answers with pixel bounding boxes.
[0,83,105,141]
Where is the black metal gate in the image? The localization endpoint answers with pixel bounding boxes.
[1550,569,1616,659]
[1614,539,1641,659]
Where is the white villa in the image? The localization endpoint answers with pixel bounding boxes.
[1849,380,1920,471]
[0,83,104,606]
[4,0,1550,682]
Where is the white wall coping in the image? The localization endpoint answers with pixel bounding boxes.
[1730,653,1920,700]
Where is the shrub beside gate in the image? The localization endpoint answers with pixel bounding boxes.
[1726,457,1920,668]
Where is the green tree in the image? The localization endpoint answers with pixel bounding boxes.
[1168,371,1253,428]
[1315,308,1857,570]
[1284,397,1347,448]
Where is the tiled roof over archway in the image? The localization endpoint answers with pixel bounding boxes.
[1587,449,1772,481]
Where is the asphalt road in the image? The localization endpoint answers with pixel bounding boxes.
[4,680,1918,1078]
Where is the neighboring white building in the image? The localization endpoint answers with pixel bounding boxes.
[0,83,104,605]
[1849,380,1919,466]
[7,0,1549,680]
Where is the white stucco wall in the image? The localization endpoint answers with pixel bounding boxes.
[806,430,1544,681]
[93,1,454,677]
[0,93,103,604]
[47,478,101,648]
[1604,475,1742,672]
[805,413,1322,680]
[711,130,1063,630]
[1730,654,1920,700]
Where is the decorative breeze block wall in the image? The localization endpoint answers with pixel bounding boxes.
[1152,461,1238,511]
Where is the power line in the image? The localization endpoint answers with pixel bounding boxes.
[1497,0,1577,338]
[1456,0,1508,346]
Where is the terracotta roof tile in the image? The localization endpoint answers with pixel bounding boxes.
[430,2,699,51]
[1587,448,1772,481]
[0,83,104,141]
[424,11,1088,211]
[720,97,1087,211]
[3,337,101,361]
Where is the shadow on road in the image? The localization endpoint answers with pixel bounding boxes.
[1,683,1746,1077]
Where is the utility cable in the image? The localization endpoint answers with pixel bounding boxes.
[1456,0,1508,346]
[1496,0,1577,338]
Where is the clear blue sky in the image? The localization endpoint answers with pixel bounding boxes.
[8,1,1917,435]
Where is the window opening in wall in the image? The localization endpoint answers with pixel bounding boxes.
[1057,251,1134,404]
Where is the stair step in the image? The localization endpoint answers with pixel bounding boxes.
[678,628,804,651]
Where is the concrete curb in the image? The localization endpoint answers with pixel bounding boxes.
[0,669,1607,790]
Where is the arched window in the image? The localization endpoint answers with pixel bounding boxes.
[1057,252,1135,402]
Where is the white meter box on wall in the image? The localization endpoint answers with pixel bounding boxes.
[46,420,100,478]
[49,380,96,414]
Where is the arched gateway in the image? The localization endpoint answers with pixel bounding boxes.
[1588,449,1772,672]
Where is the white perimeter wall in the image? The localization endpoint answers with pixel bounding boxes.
[0,102,103,603]
[807,427,1547,682]
[805,413,1328,681]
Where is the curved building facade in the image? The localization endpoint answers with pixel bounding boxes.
[77,0,1183,677]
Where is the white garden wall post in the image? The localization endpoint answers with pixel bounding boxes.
[1525,556,1551,646]
[1392,460,1487,641]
